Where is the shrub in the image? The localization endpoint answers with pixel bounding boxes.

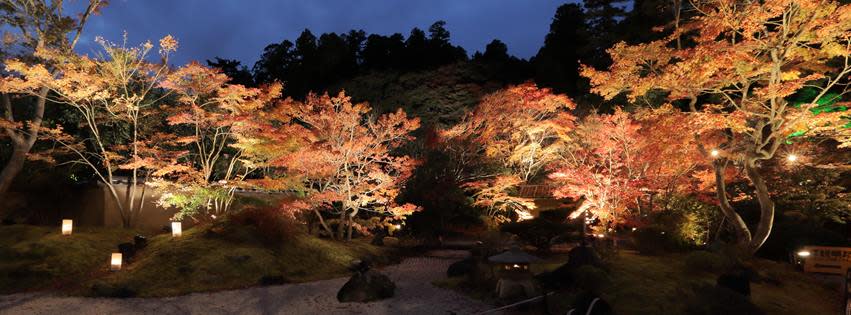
[684,251,731,273]
[230,206,298,244]
[653,195,720,248]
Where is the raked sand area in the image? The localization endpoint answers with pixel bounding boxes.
[0,251,496,315]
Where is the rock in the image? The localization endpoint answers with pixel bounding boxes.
[258,275,286,286]
[348,259,372,273]
[133,235,147,250]
[337,270,395,302]
[447,257,475,277]
[118,242,136,260]
[717,270,751,296]
[538,243,602,289]
[566,243,602,270]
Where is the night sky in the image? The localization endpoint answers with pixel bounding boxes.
[71,0,570,67]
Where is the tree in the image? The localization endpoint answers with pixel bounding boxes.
[0,0,104,214]
[242,91,421,241]
[362,33,405,70]
[549,107,700,228]
[583,0,629,68]
[252,39,295,85]
[425,21,467,67]
[206,57,254,86]
[404,27,429,70]
[1,35,179,227]
[532,3,589,95]
[582,0,851,253]
[480,40,509,62]
[444,83,577,225]
[154,62,282,222]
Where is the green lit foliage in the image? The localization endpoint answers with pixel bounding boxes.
[157,186,234,221]
[655,195,721,247]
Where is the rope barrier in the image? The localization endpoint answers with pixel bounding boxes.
[472,292,555,315]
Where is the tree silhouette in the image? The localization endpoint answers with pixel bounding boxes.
[206,57,254,86]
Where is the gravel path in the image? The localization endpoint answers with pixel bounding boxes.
[0,250,497,315]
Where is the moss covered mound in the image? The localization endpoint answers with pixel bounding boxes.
[0,225,138,294]
[0,224,394,297]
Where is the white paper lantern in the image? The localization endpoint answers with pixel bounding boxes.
[110,253,122,271]
[171,222,182,237]
[61,219,73,236]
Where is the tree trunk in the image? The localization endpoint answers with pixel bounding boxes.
[713,159,752,248]
[346,214,354,241]
[337,210,347,240]
[0,88,47,217]
[314,209,334,239]
[744,159,774,254]
[0,147,28,214]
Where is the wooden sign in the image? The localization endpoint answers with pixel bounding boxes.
[801,246,851,275]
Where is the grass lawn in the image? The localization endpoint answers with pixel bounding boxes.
[0,223,396,297]
[605,251,840,315]
[436,250,841,315]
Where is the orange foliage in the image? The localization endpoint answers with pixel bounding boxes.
[445,83,577,225]
[241,91,421,239]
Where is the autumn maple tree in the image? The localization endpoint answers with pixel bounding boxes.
[444,83,576,226]
[550,109,644,228]
[582,0,851,253]
[241,92,421,241]
[549,107,701,229]
[0,0,104,213]
[153,62,282,222]
[1,35,179,227]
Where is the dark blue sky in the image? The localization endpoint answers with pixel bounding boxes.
[72,0,571,67]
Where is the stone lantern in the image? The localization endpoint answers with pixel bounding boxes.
[488,245,541,299]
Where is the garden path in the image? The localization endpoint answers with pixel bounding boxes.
[0,250,497,315]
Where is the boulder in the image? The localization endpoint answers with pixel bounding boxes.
[118,242,136,260]
[447,257,476,277]
[566,243,602,270]
[133,235,148,250]
[337,270,396,302]
[349,259,372,273]
[538,243,602,289]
